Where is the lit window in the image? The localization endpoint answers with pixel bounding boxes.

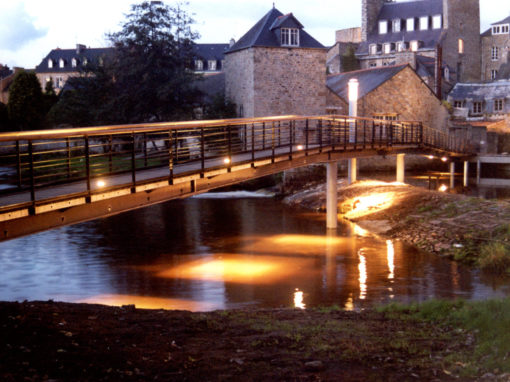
[495,99,504,112]
[458,39,464,54]
[491,69,498,80]
[419,16,429,30]
[72,58,77,68]
[373,113,398,121]
[208,60,217,71]
[48,59,53,69]
[432,15,442,29]
[407,18,415,31]
[492,46,499,60]
[392,19,401,32]
[410,40,419,52]
[379,20,388,34]
[383,43,392,54]
[59,59,65,68]
[195,60,203,71]
[281,28,299,46]
[56,76,64,89]
[83,58,88,66]
[369,44,378,55]
[472,102,483,114]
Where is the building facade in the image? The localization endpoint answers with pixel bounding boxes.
[481,16,510,81]
[357,0,481,84]
[327,28,361,75]
[225,8,327,118]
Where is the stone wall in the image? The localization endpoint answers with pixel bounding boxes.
[326,66,449,131]
[481,33,510,81]
[361,0,386,42]
[226,47,326,118]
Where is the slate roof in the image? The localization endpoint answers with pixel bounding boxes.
[193,44,229,61]
[35,47,113,74]
[358,0,444,56]
[492,16,510,25]
[449,81,510,101]
[326,64,408,101]
[226,7,325,54]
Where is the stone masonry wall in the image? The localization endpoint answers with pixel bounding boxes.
[326,66,449,131]
[225,49,255,117]
[252,47,326,117]
[481,34,510,81]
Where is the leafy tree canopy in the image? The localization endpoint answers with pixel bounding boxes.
[0,102,10,132]
[7,71,45,131]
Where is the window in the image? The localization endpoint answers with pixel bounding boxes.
[396,41,406,52]
[453,101,465,108]
[406,18,415,31]
[419,16,429,30]
[392,19,401,33]
[72,58,77,68]
[373,113,398,121]
[369,44,378,55]
[472,102,483,114]
[98,57,104,66]
[504,25,510,33]
[491,69,498,80]
[83,58,88,66]
[495,99,504,112]
[281,28,299,46]
[492,46,499,60]
[458,39,464,54]
[370,62,377,67]
[208,60,217,71]
[195,60,203,71]
[432,15,442,29]
[383,43,392,54]
[493,25,509,35]
[444,67,450,81]
[379,20,388,34]
[48,59,53,69]
[410,40,419,52]
[59,58,65,68]
[56,76,64,89]
[493,26,501,34]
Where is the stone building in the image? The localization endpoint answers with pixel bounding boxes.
[224,7,327,118]
[0,66,24,104]
[327,28,361,75]
[192,44,230,75]
[357,0,481,87]
[326,64,449,131]
[481,16,510,81]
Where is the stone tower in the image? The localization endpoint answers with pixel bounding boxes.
[442,0,481,82]
[361,0,388,41]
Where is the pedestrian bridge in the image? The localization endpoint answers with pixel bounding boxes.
[0,115,471,241]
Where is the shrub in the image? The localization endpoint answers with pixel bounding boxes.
[478,242,510,274]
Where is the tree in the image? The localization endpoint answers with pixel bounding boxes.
[7,71,45,130]
[341,45,360,73]
[104,1,200,123]
[0,102,10,132]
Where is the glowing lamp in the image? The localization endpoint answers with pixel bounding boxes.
[97,180,106,188]
[441,157,448,162]
[223,157,231,164]
[427,155,434,160]
[439,184,448,192]
[297,145,304,151]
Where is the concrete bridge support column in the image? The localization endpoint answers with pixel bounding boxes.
[463,161,469,187]
[326,161,338,229]
[476,160,481,185]
[348,158,357,185]
[450,162,455,189]
[396,154,405,183]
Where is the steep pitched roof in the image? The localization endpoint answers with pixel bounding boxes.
[358,0,444,56]
[449,81,510,102]
[35,47,113,74]
[226,7,324,54]
[193,44,229,61]
[326,64,408,101]
[491,16,510,25]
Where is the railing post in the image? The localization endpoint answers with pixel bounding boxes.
[362,120,366,149]
[201,127,205,173]
[278,121,282,147]
[305,119,309,154]
[228,125,232,168]
[85,136,91,195]
[168,130,174,183]
[16,140,22,189]
[66,138,71,179]
[289,120,294,158]
[318,119,323,152]
[131,133,136,189]
[271,122,275,163]
[371,121,376,149]
[143,132,148,168]
[108,135,113,173]
[28,140,35,204]
[354,120,358,150]
[343,117,348,151]
[262,122,266,150]
[243,124,247,151]
[388,122,393,147]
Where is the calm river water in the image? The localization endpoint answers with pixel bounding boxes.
[1,192,509,311]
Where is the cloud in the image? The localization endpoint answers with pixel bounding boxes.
[0,3,48,51]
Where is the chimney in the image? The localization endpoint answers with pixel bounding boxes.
[76,44,86,55]
[229,38,236,48]
[434,45,443,99]
[362,0,388,41]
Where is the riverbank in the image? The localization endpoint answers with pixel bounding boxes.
[285,180,510,273]
[2,299,510,381]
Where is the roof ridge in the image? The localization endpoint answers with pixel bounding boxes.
[326,63,407,78]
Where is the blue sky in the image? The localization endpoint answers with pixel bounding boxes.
[0,0,508,69]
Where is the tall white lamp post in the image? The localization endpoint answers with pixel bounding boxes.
[348,78,359,184]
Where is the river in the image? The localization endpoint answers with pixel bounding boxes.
[1,192,509,311]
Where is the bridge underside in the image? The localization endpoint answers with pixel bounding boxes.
[1,146,423,241]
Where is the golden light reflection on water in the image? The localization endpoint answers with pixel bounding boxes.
[270,234,348,247]
[77,294,220,312]
[294,289,306,309]
[344,192,396,219]
[358,249,368,300]
[387,240,395,280]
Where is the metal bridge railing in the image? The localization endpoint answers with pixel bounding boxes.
[0,115,469,209]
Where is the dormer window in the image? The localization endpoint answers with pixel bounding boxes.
[432,15,442,29]
[383,43,392,54]
[406,18,415,32]
[369,44,378,55]
[493,24,509,34]
[208,60,217,71]
[419,16,429,30]
[72,58,78,68]
[392,19,401,33]
[410,40,419,52]
[379,20,388,34]
[281,28,299,46]
[59,58,65,68]
[48,59,53,69]
[396,41,406,52]
[195,60,203,71]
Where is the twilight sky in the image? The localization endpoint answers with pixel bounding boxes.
[0,0,509,69]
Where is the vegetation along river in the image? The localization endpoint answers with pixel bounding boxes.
[1,191,509,311]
